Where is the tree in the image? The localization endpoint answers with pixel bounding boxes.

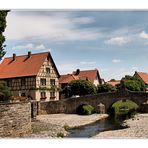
[0,10,9,60]
[68,80,97,96]
[0,81,11,101]
[97,83,117,93]
[117,75,146,91]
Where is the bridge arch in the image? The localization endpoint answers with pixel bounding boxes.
[39,89,148,114]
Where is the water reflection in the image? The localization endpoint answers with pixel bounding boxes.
[67,116,128,138]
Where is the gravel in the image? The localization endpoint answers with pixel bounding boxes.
[27,114,108,138]
[93,114,148,138]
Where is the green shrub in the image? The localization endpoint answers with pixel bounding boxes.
[111,100,139,117]
[0,81,11,102]
[63,124,71,131]
[76,104,95,115]
[97,84,117,93]
[68,80,97,96]
[57,132,64,138]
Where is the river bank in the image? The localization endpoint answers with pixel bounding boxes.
[29,114,108,138]
[93,113,148,138]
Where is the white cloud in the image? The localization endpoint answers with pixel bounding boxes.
[131,67,139,71]
[112,59,121,63]
[12,43,51,52]
[36,44,46,50]
[105,36,131,46]
[57,63,77,74]
[139,31,148,39]
[12,43,34,50]
[4,12,100,41]
[80,61,96,65]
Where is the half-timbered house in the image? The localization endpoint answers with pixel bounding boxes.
[0,51,60,101]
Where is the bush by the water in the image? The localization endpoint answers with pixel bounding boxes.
[0,81,11,102]
[76,104,95,115]
[111,100,139,118]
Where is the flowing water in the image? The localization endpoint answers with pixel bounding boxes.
[67,116,127,138]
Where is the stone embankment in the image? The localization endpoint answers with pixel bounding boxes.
[94,114,148,138]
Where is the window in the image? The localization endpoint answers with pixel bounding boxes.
[50,79,55,86]
[40,92,46,100]
[40,79,46,86]
[50,91,55,97]
[50,91,55,100]
[46,68,50,74]
[7,79,12,87]
[21,78,26,86]
[21,93,26,97]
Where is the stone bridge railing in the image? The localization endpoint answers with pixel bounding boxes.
[37,89,148,114]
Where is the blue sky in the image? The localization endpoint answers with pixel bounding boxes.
[3,10,148,81]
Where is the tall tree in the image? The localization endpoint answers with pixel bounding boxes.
[0,10,9,60]
[117,75,146,91]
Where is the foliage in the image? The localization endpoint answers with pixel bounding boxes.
[57,132,64,138]
[76,104,95,115]
[117,75,146,91]
[0,10,9,60]
[63,124,71,131]
[97,83,117,93]
[68,80,97,96]
[0,81,11,101]
[111,100,139,117]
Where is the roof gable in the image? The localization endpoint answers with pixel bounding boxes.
[0,52,60,79]
[59,69,101,84]
[135,72,148,85]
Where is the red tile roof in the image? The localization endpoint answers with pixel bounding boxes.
[135,72,148,85]
[107,80,120,86]
[59,69,100,84]
[0,52,60,79]
[59,74,79,84]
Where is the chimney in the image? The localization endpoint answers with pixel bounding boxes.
[74,69,80,75]
[28,51,31,58]
[12,53,16,61]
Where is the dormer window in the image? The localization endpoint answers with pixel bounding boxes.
[46,68,50,74]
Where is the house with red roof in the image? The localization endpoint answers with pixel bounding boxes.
[134,71,148,91]
[0,51,60,101]
[106,79,120,86]
[59,69,102,87]
[59,69,102,98]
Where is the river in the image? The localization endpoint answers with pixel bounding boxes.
[67,116,127,138]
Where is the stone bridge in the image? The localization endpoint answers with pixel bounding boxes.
[38,89,148,114]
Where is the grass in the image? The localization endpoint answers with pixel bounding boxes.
[112,100,139,116]
[63,124,71,131]
[57,132,64,138]
[77,104,95,115]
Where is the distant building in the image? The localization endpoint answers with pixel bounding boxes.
[0,51,60,101]
[134,71,148,91]
[106,79,120,86]
[59,69,102,99]
[59,69,102,89]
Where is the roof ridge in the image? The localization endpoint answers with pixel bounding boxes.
[4,51,49,59]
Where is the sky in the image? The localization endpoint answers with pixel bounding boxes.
[3,10,148,81]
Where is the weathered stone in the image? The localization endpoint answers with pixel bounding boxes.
[96,103,105,114]
[0,102,31,137]
[38,90,148,114]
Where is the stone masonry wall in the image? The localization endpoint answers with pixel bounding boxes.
[38,90,148,114]
[0,102,31,137]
